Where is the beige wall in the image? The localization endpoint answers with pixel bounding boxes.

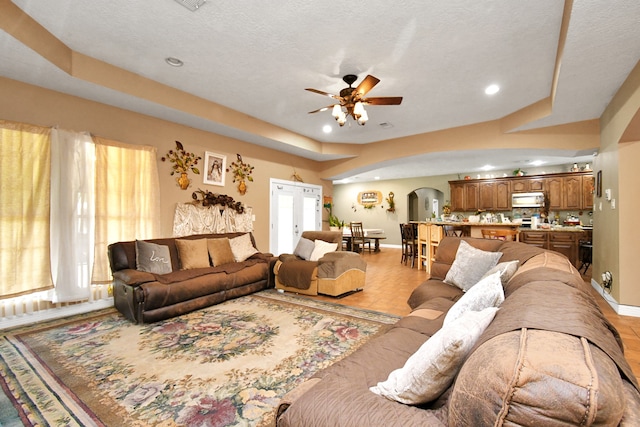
[0,77,331,251]
[598,60,640,307]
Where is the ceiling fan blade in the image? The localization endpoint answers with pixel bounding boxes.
[355,75,380,97]
[305,88,340,99]
[308,105,338,114]
[363,96,403,106]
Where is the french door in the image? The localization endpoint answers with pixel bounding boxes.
[270,179,322,255]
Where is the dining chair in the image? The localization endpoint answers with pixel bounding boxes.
[443,224,471,237]
[480,229,519,241]
[350,222,372,253]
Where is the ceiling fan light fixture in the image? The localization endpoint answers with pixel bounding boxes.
[357,109,368,125]
[174,0,206,11]
[331,104,342,118]
[353,101,365,117]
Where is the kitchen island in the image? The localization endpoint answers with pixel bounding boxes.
[416,221,590,272]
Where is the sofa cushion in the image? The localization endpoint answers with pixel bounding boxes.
[207,238,235,266]
[444,240,502,291]
[293,237,315,260]
[309,239,338,261]
[443,271,504,326]
[407,280,464,309]
[369,306,498,405]
[229,233,259,262]
[175,238,210,269]
[135,240,172,274]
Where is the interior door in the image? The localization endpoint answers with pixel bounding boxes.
[270,179,322,255]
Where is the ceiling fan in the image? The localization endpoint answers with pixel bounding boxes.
[306,74,403,126]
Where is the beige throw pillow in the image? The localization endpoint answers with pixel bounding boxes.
[370,306,499,405]
[176,238,210,269]
[207,238,235,266]
[443,271,504,326]
[444,240,502,291]
[229,233,259,262]
[309,239,338,261]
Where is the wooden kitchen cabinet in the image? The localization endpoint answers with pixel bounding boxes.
[478,181,510,211]
[449,171,593,213]
[563,175,582,210]
[519,230,547,249]
[511,178,545,193]
[545,177,563,210]
[582,175,594,209]
[520,230,585,267]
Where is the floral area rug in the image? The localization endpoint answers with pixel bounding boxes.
[0,290,398,426]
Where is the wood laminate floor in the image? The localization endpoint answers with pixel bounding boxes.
[308,246,640,382]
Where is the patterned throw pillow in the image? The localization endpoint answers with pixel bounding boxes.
[480,260,520,286]
[444,240,502,291]
[175,238,210,269]
[229,233,259,262]
[370,306,499,405]
[443,271,504,326]
[135,240,172,274]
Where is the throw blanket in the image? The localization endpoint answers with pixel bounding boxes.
[278,260,317,290]
[474,268,639,391]
[152,259,263,284]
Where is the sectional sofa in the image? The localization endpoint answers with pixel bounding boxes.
[276,237,640,426]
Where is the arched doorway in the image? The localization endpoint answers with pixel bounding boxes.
[408,187,445,222]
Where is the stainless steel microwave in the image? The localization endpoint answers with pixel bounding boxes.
[511,192,545,208]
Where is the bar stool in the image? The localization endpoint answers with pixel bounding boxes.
[579,241,592,274]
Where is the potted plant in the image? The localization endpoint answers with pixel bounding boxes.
[324,201,344,230]
[161,140,202,190]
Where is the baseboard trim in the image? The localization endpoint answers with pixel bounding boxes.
[590,279,640,317]
[0,298,114,330]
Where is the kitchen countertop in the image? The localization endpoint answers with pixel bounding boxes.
[419,221,591,232]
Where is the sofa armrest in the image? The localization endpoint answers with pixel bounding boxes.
[317,251,366,279]
[112,269,156,286]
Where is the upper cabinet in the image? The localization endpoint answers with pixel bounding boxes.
[449,171,593,212]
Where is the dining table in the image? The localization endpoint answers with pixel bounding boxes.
[342,229,387,252]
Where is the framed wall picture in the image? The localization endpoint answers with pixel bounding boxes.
[596,170,602,197]
[203,152,226,186]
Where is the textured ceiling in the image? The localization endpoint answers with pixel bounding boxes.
[1,0,639,182]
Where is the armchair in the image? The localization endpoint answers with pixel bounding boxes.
[274,231,367,296]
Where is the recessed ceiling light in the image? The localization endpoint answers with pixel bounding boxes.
[165,57,184,67]
[374,176,380,180]
[485,84,500,95]
[322,125,332,133]
[529,160,545,166]
[480,164,494,171]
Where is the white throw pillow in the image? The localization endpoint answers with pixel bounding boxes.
[444,240,502,291]
[229,233,259,262]
[309,239,338,261]
[370,306,499,405]
[480,260,520,286]
[293,237,315,260]
[443,271,504,326]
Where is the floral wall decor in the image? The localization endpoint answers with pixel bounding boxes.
[161,140,202,190]
[226,153,254,195]
[192,189,246,214]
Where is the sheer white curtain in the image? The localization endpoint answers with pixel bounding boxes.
[49,128,96,302]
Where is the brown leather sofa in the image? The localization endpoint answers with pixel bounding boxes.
[274,231,367,297]
[276,237,640,426]
[108,232,275,323]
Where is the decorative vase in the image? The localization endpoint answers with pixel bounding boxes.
[237,180,247,195]
[177,173,190,190]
